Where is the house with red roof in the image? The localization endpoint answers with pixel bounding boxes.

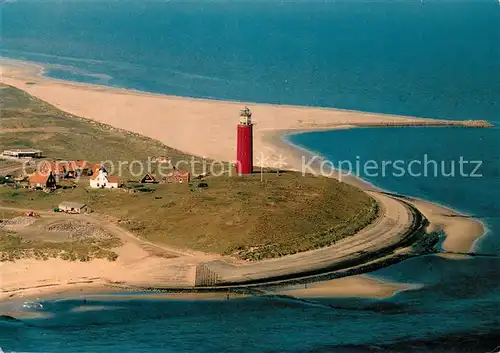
[61,160,89,178]
[90,164,107,176]
[89,167,120,189]
[38,161,66,180]
[140,173,157,184]
[163,171,190,184]
[29,171,57,190]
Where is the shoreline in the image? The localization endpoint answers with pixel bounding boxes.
[1,56,494,126]
[270,129,486,254]
[0,57,487,304]
[277,129,487,251]
[0,274,418,312]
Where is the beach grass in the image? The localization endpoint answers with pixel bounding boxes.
[0,231,121,262]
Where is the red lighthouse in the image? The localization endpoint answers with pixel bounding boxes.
[236,107,253,175]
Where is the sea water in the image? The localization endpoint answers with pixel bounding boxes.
[1,1,499,352]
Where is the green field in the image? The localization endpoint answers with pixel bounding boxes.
[0,84,378,261]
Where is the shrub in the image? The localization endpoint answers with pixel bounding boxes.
[78,253,91,262]
[106,252,118,261]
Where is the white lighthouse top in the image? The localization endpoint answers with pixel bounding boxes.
[239,106,252,125]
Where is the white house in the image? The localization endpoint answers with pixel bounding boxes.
[89,167,120,189]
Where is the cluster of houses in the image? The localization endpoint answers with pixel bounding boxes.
[28,161,108,191]
[2,149,191,192]
[27,160,190,191]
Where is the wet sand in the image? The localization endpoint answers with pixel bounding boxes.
[273,275,422,299]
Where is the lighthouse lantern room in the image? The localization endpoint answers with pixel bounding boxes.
[236,107,254,175]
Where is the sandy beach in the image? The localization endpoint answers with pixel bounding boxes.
[0,58,490,165]
[0,58,487,303]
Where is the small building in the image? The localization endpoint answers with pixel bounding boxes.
[90,164,107,176]
[2,149,43,159]
[62,162,77,178]
[89,168,120,189]
[71,160,89,176]
[58,201,89,214]
[163,171,191,184]
[29,171,57,190]
[140,173,157,184]
[39,161,67,180]
[0,175,13,184]
[58,160,88,178]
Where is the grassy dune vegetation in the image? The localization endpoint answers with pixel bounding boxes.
[0,84,208,174]
[0,232,121,262]
[0,84,378,260]
[0,174,378,260]
[0,210,122,262]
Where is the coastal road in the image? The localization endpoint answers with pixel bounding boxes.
[198,191,422,285]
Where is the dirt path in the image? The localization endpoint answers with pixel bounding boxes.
[0,206,205,297]
[0,205,204,259]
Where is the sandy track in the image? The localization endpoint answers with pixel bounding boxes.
[0,207,207,298]
[0,206,205,259]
